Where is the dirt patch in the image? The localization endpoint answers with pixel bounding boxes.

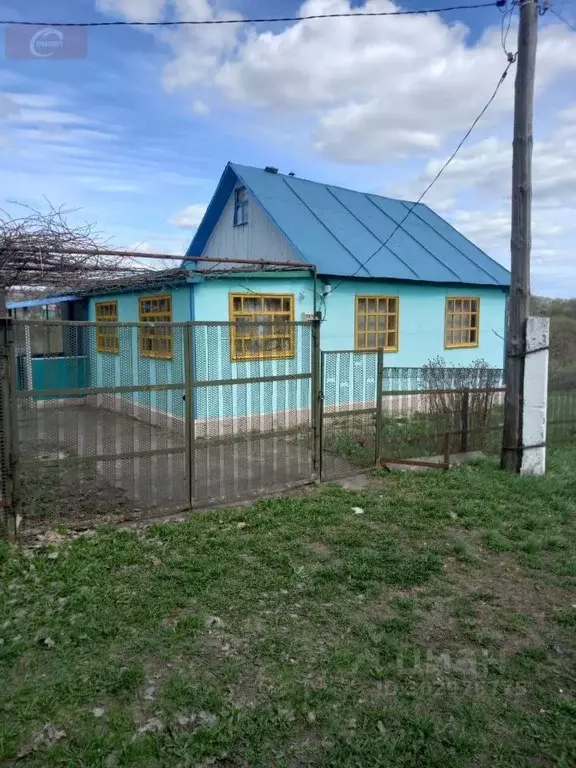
[130,657,176,728]
[226,662,276,710]
[20,464,141,535]
[201,628,249,659]
[409,544,574,658]
[305,542,333,558]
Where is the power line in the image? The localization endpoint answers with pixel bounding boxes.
[329,55,517,294]
[0,2,503,27]
[550,6,576,30]
[501,0,517,56]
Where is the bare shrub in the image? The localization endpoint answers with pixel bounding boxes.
[422,356,503,451]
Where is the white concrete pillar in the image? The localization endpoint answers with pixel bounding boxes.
[521,316,550,476]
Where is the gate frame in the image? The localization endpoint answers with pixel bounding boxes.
[319,347,381,481]
[0,316,19,538]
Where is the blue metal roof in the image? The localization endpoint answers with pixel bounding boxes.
[186,163,510,288]
[7,295,78,310]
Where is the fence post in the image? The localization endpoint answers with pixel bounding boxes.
[460,388,470,453]
[374,348,384,464]
[318,351,325,482]
[311,315,322,480]
[0,317,19,539]
[183,323,195,508]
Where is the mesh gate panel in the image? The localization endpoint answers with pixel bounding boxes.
[15,321,187,532]
[192,322,313,504]
[321,351,378,478]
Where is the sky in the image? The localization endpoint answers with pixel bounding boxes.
[0,0,575,295]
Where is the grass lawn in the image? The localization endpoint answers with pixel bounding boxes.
[1,450,576,767]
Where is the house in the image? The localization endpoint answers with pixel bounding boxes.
[184,162,509,367]
[11,162,510,423]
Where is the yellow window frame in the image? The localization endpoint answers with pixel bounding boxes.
[95,300,119,354]
[355,295,399,352]
[229,293,295,361]
[445,296,480,349]
[138,294,173,360]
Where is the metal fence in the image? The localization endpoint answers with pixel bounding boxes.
[547,368,576,446]
[1,318,511,537]
[6,319,317,535]
[320,350,505,475]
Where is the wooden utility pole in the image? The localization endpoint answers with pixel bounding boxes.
[501,0,539,473]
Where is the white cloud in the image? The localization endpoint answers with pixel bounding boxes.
[8,108,92,126]
[443,205,576,296]
[449,207,576,251]
[169,202,207,229]
[192,99,209,115]
[127,241,155,252]
[382,99,576,296]
[96,0,166,22]
[92,1,576,167]
[74,176,144,193]
[161,0,242,92]
[123,239,187,269]
[143,0,576,162]
[399,104,576,209]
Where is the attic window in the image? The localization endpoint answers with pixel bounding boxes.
[234,187,249,226]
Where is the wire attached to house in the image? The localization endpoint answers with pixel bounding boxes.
[328,54,517,297]
[0,2,504,27]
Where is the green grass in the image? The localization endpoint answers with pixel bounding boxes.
[1,448,576,766]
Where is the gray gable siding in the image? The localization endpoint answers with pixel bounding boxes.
[201,182,302,265]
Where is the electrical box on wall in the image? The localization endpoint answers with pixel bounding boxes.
[301,312,315,322]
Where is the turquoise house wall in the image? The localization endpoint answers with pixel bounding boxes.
[321,281,506,365]
[320,280,506,406]
[85,275,506,420]
[192,274,315,422]
[87,286,191,419]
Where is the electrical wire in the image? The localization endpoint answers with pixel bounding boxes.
[501,0,517,57]
[550,6,576,29]
[328,55,517,295]
[0,2,503,27]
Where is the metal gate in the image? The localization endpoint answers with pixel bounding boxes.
[10,319,316,534]
[185,322,315,506]
[320,349,380,479]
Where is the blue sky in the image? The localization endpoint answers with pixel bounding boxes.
[1,0,576,295]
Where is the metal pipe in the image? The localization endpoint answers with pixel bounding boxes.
[43,247,315,269]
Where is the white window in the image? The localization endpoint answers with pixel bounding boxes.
[234,187,249,226]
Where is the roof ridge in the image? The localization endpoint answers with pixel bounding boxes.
[229,161,416,206]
